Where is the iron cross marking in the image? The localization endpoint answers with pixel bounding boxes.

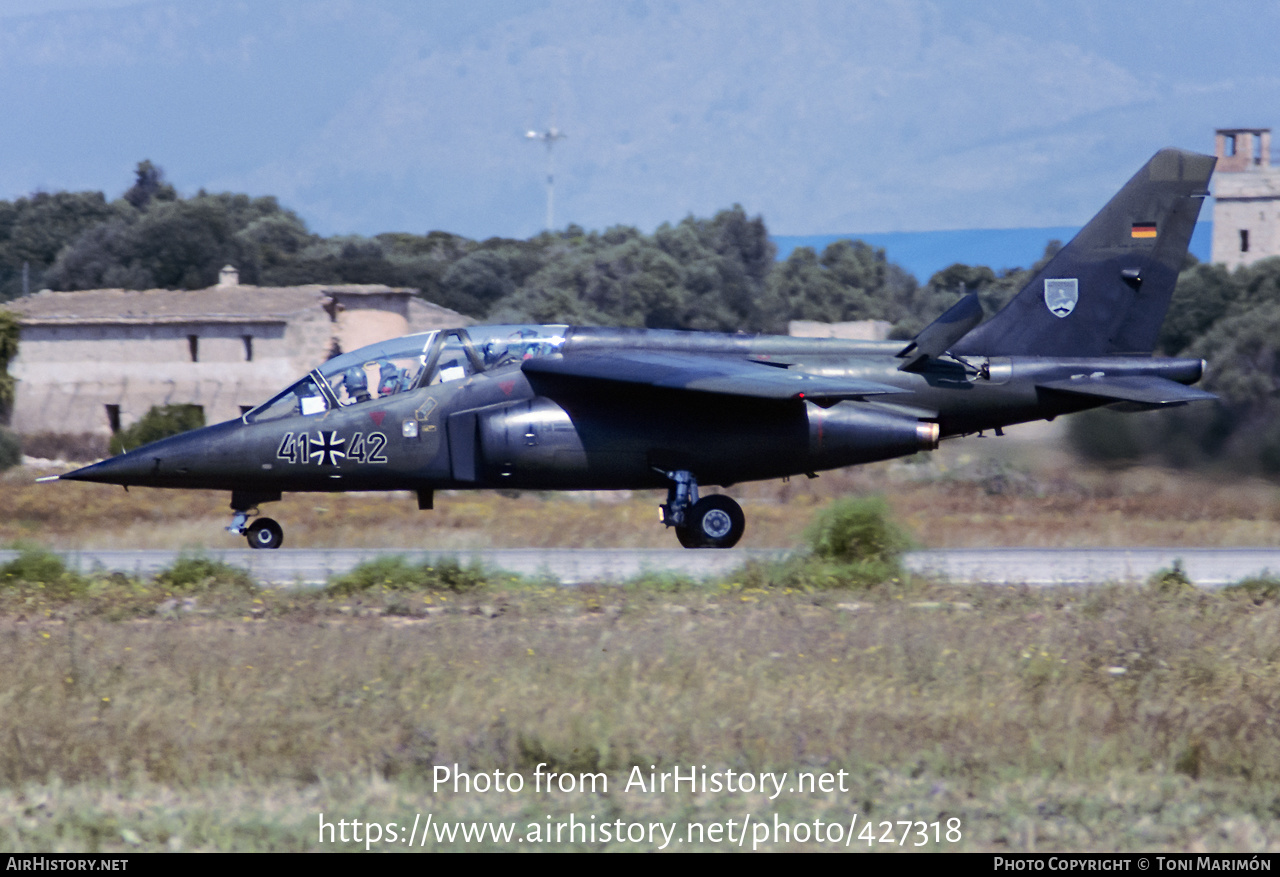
[310,431,347,466]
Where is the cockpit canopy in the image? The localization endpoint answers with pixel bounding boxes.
[245,325,568,423]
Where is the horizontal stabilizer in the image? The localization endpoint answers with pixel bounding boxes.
[1037,375,1217,407]
[897,292,983,370]
[525,351,908,401]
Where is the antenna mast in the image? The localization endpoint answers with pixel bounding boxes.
[525,123,567,231]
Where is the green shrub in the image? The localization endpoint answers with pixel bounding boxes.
[1224,574,1280,603]
[427,558,490,593]
[328,556,425,594]
[0,545,84,596]
[801,496,912,588]
[109,404,205,455]
[1,545,67,584]
[806,496,911,564]
[328,556,488,595]
[0,428,21,470]
[154,554,256,593]
[1148,559,1194,593]
[733,496,915,591]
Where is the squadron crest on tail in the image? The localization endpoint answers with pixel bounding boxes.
[1043,279,1079,318]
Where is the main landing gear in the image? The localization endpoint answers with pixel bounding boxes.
[659,469,745,549]
[227,492,285,549]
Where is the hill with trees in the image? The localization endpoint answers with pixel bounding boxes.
[0,162,945,336]
[6,161,1280,477]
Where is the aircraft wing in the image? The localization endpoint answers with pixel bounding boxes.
[1036,375,1217,407]
[523,352,908,401]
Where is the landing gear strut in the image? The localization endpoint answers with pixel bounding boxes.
[659,469,745,549]
[227,491,285,549]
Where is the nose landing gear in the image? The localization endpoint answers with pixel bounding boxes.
[227,491,285,549]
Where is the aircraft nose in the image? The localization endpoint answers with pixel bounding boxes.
[57,420,239,487]
[60,449,164,486]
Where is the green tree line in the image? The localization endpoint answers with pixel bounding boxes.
[0,161,997,336]
[1069,257,1280,477]
[8,160,1280,477]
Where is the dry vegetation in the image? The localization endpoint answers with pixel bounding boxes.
[3,442,1280,851]
[13,437,1280,550]
[2,575,1280,852]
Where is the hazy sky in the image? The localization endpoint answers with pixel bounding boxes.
[1,0,1276,239]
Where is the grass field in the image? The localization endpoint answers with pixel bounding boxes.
[2,575,1280,852]
[2,444,1280,852]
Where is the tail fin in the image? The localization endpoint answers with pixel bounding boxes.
[952,148,1216,357]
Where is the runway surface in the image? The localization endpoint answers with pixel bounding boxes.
[9,546,1280,587]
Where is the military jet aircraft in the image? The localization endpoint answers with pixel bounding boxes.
[55,148,1218,549]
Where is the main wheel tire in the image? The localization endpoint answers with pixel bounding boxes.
[675,523,705,548]
[680,495,745,549]
[246,517,284,550]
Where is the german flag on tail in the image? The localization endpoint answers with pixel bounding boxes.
[1131,221,1157,239]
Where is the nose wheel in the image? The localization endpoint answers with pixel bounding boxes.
[245,517,284,550]
[226,492,285,549]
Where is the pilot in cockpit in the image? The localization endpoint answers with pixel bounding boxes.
[377,360,405,397]
[340,366,372,404]
[482,340,508,366]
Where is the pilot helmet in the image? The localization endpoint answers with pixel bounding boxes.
[343,366,368,393]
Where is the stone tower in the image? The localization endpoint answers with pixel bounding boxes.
[1211,128,1280,269]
